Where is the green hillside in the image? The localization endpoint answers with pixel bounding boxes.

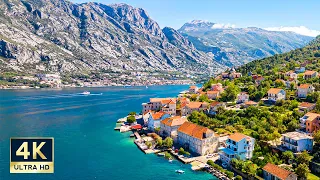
[238,35,320,79]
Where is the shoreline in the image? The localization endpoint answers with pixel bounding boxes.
[115,116,226,180]
[0,84,194,90]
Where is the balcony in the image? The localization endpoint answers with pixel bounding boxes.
[282,139,298,146]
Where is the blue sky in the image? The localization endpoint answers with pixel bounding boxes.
[71,0,320,36]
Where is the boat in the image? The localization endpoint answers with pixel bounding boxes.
[145,85,148,89]
[81,91,90,95]
[175,169,184,174]
[169,159,173,163]
[157,152,165,156]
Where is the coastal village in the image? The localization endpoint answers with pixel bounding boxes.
[116,67,320,180]
[0,71,197,89]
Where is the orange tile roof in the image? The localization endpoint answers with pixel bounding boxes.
[189,86,197,89]
[186,102,208,109]
[161,116,187,127]
[228,133,249,142]
[304,70,317,75]
[151,111,167,120]
[267,88,283,94]
[262,163,293,180]
[210,101,221,107]
[178,122,215,140]
[299,102,315,108]
[207,90,219,95]
[305,112,320,122]
[150,98,175,103]
[161,99,176,105]
[244,101,258,105]
[299,84,312,89]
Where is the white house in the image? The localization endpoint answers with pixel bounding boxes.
[177,122,219,155]
[160,116,187,141]
[297,84,315,98]
[219,133,255,164]
[147,112,170,132]
[267,88,286,102]
[281,131,313,152]
[189,86,199,94]
[142,98,176,114]
[206,91,220,100]
[285,71,297,79]
[237,92,249,103]
[211,83,224,92]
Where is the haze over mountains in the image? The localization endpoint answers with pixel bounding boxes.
[0,0,314,76]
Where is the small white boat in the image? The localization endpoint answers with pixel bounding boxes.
[145,85,148,89]
[169,159,173,163]
[175,169,184,174]
[81,91,90,95]
[157,152,165,156]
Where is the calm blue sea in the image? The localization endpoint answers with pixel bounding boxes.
[0,86,217,180]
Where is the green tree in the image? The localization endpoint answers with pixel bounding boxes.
[295,163,310,178]
[199,94,209,102]
[163,137,173,148]
[225,171,234,178]
[127,115,136,123]
[190,94,198,101]
[207,160,214,166]
[296,151,312,165]
[145,141,152,149]
[179,147,186,155]
[315,98,320,113]
[220,83,240,102]
[156,137,163,147]
[282,151,294,162]
[235,175,243,180]
[313,130,320,144]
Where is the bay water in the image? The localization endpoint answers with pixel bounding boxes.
[0,86,217,180]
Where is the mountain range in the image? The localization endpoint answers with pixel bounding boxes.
[179,20,313,67]
[0,0,314,77]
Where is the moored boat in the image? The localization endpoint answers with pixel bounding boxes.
[175,169,184,174]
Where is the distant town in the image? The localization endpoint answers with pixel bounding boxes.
[0,71,200,89]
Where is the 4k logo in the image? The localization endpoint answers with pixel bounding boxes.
[10,137,54,173]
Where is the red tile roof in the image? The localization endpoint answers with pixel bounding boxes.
[244,101,258,105]
[267,88,283,94]
[299,84,312,89]
[262,163,294,180]
[299,102,315,108]
[207,90,219,95]
[151,111,167,120]
[161,116,187,127]
[186,102,208,109]
[178,122,215,140]
[210,101,221,107]
[228,133,249,142]
[304,70,317,75]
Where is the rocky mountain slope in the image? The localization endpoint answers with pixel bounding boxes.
[179,20,313,67]
[0,0,225,76]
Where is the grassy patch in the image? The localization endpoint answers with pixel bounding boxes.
[308,173,319,180]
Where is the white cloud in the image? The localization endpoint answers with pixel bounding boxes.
[211,23,236,29]
[264,26,320,37]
